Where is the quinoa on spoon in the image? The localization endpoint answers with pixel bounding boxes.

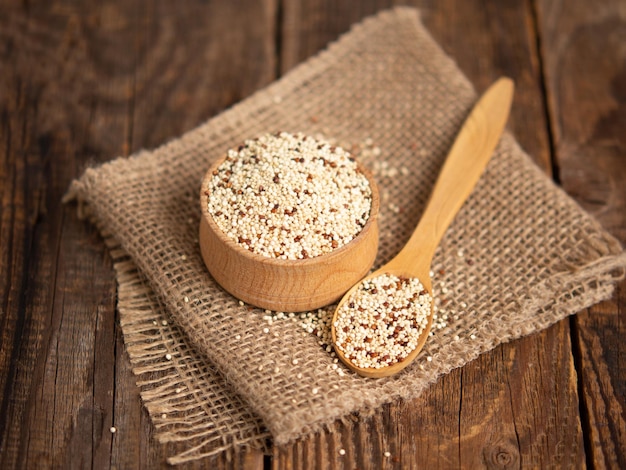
[332,78,515,378]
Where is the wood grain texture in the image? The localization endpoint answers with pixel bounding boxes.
[536,0,626,466]
[0,3,119,467]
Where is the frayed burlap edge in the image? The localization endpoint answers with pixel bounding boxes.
[115,258,272,464]
[83,224,272,465]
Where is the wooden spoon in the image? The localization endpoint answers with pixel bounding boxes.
[331,77,515,378]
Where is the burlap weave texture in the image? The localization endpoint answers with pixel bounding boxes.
[67,8,626,465]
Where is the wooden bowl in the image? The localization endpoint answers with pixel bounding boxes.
[199,157,380,312]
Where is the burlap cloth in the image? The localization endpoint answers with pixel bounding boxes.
[66,7,626,465]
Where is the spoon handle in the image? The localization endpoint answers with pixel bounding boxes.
[398,77,514,267]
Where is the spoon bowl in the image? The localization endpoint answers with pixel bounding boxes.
[331,260,434,378]
[331,77,515,378]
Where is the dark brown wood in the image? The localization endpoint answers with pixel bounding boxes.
[536,0,626,467]
[1,0,624,468]
[0,2,119,467]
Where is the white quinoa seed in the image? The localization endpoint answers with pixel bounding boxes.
[334,274,433,369]
[110,427,116,434]
[206,132,372,259]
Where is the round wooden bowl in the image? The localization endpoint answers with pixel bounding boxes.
[199,157,380,312]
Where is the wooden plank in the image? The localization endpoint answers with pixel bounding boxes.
[0,0,275,468]
[129,0,278,153]
[536,0,626,466]
[276,0,585,468]
[0,3,120,468]
[0,1,153,467]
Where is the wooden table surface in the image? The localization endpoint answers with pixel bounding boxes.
[1,1,624,468]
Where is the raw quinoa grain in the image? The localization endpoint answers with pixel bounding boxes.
[333,274,432,369]
[206,132,372,259]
